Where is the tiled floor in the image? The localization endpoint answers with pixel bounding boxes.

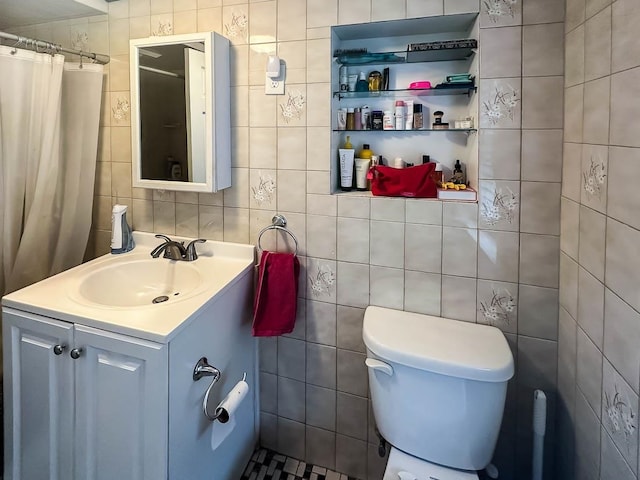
[241,448,360,480]
[241,447,495,480]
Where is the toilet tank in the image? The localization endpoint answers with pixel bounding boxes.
[363,306,514,471]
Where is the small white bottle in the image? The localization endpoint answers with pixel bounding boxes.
[339,65,348,92]
[383,110,394,130]
[394,100,405,130]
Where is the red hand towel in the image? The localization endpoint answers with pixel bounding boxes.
[252,251,300,337]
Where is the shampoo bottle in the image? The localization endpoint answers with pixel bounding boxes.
[355,144,373,191]
[339,136,355,191]
[111,204,135,254]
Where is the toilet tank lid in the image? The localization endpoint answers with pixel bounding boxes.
[363,306,514,382]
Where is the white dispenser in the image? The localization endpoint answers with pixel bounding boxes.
[111,204,135,254]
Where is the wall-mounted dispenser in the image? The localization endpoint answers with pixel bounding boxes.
[265,55,285,95]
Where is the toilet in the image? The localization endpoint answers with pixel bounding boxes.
[363,306,515,480]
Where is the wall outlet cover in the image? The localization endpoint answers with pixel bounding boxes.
[265,62,286,95]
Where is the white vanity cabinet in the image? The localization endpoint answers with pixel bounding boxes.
[2,308,168,480]
[2,311,75,480]
[2,233,258,480]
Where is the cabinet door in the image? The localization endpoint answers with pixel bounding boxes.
[2,308,74,480]
[73,325,168,480]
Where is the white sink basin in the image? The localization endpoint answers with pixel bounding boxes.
[76,259,203,307]
[2,232,255,342]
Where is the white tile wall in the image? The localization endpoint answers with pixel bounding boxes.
[12,1,565,477]
[560,0,640,477]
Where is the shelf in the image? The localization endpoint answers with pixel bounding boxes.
[333,86,476,100]
[332,189,478,203]
[332,128,477,133]
[334,43,476,66]
[335,51,406,66]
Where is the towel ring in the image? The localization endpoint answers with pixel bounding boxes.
[257,214,299,255]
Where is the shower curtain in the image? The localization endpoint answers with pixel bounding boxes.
[0,45,103,296]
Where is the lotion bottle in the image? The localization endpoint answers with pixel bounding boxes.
[394,100,405,130]
[111,204,135,254]
[339,136,355,191]
[355,143,373,191]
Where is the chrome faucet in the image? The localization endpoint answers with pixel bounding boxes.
[150,235,205,261]
[184,238,206,261]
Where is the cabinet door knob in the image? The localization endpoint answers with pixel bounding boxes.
[70,348,83,359]
[53,344,66,355]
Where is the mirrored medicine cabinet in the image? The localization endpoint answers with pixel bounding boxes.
[130,32,231,193]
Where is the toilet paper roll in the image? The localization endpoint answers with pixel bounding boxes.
[215,380,249,423]
[210,380,249,451]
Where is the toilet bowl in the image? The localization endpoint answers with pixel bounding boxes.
[363,306,514,480]
[383,448,479,480]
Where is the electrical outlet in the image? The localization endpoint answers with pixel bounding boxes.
[265,63,286,95]
[265,77,284,95]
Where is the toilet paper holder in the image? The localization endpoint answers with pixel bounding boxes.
[192,357,247,422]
[193,357,223,421]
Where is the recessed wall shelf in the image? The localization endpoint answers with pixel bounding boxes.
[330,13,480,196]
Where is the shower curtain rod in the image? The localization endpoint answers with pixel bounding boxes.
[0,31,110,65]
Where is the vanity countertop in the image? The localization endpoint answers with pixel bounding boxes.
[2,232,255,343]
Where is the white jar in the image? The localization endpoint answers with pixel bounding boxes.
[392,157,405,169]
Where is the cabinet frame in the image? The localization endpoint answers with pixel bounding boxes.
[330,14,480,196]
[2,308,168,480]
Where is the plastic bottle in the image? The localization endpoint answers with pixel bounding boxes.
[339,65,348,92]
[354,107,362,130]
[394,100,405,130]
[359,143,373,160]
[383,110,394,130]
[413,104,424,129]
[355,71,369,92]
[337,108,347,130]
[339,136,355,191]
[452,159,465,184]
[346,108,355,130]
[355,144,373,191]
[361,105,371,130]
[372,110,383,130]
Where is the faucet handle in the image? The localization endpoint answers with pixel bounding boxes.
[185,239,206,261]
[150,234,175,258]
[155,234,173,243]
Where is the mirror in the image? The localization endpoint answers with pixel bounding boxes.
[130,32,231,193]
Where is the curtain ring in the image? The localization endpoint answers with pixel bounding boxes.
[10,37,22,55]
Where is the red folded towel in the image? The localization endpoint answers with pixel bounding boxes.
[252,251,300,337]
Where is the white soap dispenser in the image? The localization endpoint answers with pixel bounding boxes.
[111,204,135,254]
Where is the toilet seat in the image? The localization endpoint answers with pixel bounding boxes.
[383,447,479,480]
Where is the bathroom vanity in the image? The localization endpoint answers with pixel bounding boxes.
[2,232,257,480]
